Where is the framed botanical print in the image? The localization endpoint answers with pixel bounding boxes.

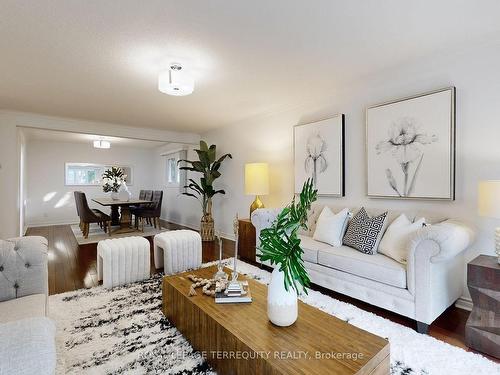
[366,87,455,200]
[294,114,345,196]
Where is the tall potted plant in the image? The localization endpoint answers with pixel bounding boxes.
[179,141,232,241]
[257,178,317,326]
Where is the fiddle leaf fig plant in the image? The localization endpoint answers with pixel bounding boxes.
[257,178,318,294]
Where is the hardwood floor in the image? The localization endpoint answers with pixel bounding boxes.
[25,222,497,362]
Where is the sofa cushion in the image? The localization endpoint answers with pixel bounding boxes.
[317,245,407,288]
[0,294,47,324]
[298,235,332,264]
[0,317,56,375]
[343,208,388,254]
[313,207,351,247]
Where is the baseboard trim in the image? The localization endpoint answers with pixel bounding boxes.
[27,220,79,228]
[455,296,473,311]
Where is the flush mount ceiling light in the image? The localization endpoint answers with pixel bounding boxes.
[158,63,194,96]
[93,139,111,149]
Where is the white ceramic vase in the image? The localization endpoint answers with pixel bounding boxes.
[267,267,298,327]
[111,191,119,201]
[118,182,131,202]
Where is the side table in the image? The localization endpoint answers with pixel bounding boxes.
[465,255,500,359]
[238,218,256,263]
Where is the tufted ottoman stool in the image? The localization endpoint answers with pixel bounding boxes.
[97,236,150,288]
[153,230,202,275]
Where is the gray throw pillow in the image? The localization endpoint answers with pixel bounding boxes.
[343,207,388,254]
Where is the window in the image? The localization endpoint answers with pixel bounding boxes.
[164,150,187,190]
[65,163,133,186]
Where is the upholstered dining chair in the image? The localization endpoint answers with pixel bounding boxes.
[130,190,153,225]
[131,190,163,231]
[74,192,112,239]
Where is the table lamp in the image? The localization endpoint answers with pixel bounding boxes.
[245,163,269,217]
[478,180,500,263]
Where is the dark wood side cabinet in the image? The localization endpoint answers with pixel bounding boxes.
[238,218,256,263]
[465,255,500,359]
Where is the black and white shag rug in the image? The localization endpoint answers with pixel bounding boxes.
[49,259,498,375]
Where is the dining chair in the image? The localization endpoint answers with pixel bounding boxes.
[133,190,163,231]
[75,192,112,239]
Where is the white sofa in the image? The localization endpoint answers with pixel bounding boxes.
[251,204,475,333]
[0,236,56,375]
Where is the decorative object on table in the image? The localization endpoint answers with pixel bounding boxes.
[367,87,455,200]
[102,166,127,200]
[179,140,232,241]
[213,230,228,281]
[226,214,244,296]
[244,162,269,217]
[237,218,256,263]
[153,230,202,275]
[258,178,318,326]
[294,114,345,196]
[117,181,132,202]
[187,274,229,297]
[478,180,500,263]
[215,280,252,304]
[465,255,500,359]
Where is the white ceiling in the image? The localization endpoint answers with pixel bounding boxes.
[1,1,500,133]
[21,127,168,149]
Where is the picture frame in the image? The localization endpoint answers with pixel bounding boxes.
[293,114,345,196]
[366,87,455,200]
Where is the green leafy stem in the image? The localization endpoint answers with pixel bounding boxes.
[257,178,318,294]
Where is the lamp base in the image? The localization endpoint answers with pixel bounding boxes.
[250,195,264,218]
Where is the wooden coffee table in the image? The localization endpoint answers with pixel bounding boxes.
[163,266,390,374]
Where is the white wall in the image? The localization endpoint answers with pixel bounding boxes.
[166,40,500,302]
[0,111,199,238]
[25,139,157,226]
[153,143,203,231]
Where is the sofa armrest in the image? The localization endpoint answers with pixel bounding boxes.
[251,208,282,250]
[251,208,281,233]
[0,236,48,302]
[407,220,475,264]
[406,220,474,324]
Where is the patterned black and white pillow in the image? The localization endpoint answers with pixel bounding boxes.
[343,207,388,254]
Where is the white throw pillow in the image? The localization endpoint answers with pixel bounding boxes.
[378,214,425,264]
[312,207,351,247]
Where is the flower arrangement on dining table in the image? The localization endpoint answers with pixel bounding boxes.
[102,166,127,193]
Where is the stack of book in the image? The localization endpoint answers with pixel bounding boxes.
[215,281,252,304]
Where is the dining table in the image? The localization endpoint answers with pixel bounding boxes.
[92,197,152,233]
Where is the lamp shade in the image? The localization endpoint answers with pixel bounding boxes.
[245,163,269,196]
[478,180,500,218]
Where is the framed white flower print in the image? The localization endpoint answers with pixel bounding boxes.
[366,87,455,200]
[294,114,345,196]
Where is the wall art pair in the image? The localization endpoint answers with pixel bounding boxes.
[293,87,455,200]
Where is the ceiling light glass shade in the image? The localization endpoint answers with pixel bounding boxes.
[158,64,194,96]
[93,140,111,149]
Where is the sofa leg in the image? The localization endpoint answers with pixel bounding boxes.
[416,321,429,334]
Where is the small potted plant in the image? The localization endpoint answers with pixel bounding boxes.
[102,166,127,200]
[257,178,317,326]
